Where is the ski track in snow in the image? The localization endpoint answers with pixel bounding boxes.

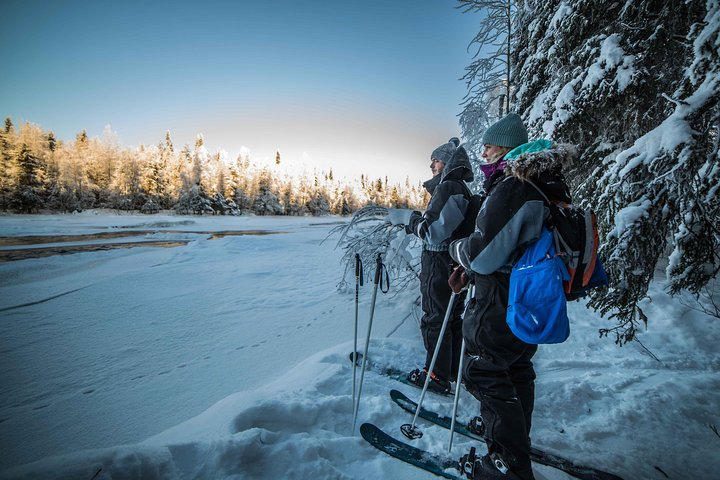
[0,287,88,312]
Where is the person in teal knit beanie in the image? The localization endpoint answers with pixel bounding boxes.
[479,113,529,191]
[450,113,577,480]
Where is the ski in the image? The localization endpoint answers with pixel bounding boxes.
[349,352,453,397]
[360,422,463,479]
[390,389,624,480]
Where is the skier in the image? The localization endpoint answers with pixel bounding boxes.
[387,137,475,394]
[449,114,579,480]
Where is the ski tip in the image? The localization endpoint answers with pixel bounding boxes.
[359,422,378,440]
[389,388,405,400]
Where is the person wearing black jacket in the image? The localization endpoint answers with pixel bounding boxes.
[450,127,579,478]
[387,137,475,394]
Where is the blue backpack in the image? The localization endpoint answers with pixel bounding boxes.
[505,141,609,344]
[506,227,571,344]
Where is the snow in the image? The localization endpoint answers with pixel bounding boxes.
[608,60,717,184]
[528,88,552,128]
[1,212,719,480]
[688,0,720,85]
[581,35,635,93]
[607,197,652,240]
[546,78,581,137]
[533,32,638,138]
[549,2,573,31]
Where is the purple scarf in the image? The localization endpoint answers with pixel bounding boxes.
[480,160,507,179]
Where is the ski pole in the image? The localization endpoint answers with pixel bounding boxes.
[401,290,458,440]
[448,338,466,452]
[449,283,473,451]
[352,252,384,434]
[352,253,363,405]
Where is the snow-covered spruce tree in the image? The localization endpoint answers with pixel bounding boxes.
[306,191,331,215]
[457,0,516,157]
[0,119,17,211]
[511,0,720,343]
[252,169,283,215]
[11,143,45,213]
[210,191,240,215]
[44,132,63,211]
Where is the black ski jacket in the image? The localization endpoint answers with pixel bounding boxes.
[449,145,577,276]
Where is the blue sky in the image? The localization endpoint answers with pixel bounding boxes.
[1,0,479,184]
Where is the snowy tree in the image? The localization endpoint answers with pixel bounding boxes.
[365,177,387,206]
[210,191,239,215]
[228,153,254,211]
[160,133,184,206]
[0,118,17,210]
[175,179,213,215]
[81,130,112,205]
[458,0,517,155]
[173,140,213,216]
[11,143,45,213]
[140,146,167,206]
[280,180,301,215]
[510,0,720,342]
[66,130,96,210]
[252,169,283,215]
[168,144,192,204]
[306,191,331,216]
[43,132,62,210]
[192,135,209,192]
[111,152,143,210]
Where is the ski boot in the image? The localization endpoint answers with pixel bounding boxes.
[406,368,451,394]
[459,449,532,480]
[467,415,486,437]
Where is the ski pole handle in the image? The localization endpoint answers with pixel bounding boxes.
[355,254,363,286]
[373,252,390,293]
[374,253,382,285]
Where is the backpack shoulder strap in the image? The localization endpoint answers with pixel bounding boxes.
[525,179,551,206]
[525,179,563,254]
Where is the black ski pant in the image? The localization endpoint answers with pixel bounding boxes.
[419,249,465,382]
[462,272,537,479]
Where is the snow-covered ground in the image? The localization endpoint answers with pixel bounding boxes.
[0,212,718,480]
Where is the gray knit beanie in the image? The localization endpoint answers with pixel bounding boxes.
[431,137,460,163]
[482,113,528,148]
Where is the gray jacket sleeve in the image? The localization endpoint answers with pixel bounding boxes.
[450,177,546,274]
[408,181,469,250]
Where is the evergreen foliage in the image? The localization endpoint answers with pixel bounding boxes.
[12,143,45,213]
[486,0,720,342]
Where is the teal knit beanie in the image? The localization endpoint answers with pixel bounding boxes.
[482,113,528,148]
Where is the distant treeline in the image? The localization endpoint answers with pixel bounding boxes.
[0,118,429,216]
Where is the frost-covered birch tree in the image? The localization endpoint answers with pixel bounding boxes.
[457,0,517,156]
[511,0,720,343]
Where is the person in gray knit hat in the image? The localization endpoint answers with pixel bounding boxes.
[479,113,529,192]
[431,138,460,165]
[387,137,476,394]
